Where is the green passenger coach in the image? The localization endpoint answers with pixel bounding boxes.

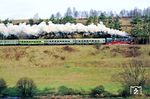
[18,40,44,45]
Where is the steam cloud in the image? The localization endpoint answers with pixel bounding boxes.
[0,21,128,38]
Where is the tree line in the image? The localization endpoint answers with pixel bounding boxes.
[51,7,150,19]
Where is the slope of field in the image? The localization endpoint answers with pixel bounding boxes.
[0,45,150,94]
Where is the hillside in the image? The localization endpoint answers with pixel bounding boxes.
[0,45,150,94]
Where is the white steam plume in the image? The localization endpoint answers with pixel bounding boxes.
[0,21,128,37]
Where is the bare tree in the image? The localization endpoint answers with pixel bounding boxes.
[65,7,73,17]
[120,59,146,86]
[73,7,79,18]
[16,77,36,97]
[81,11,89,18]
[56,12,61,19]
[33,13,40,20]
[118,59,149,96]
[143,7,150,17]
[89,9,98,17]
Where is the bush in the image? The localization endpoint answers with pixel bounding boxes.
[102,91,112,97]
[118,86,130,97]
[35,87,55,96]
[2,87,20,97]
[90,85,105,98]
[16,77,36,97]
[57,86,77,95]
[143,80,150,96]
[0,78,7,95]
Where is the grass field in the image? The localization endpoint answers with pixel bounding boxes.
[0,45,150,94]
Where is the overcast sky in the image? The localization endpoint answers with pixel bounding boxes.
[0,0,149,19]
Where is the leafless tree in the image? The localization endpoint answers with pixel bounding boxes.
[118,59,149,96]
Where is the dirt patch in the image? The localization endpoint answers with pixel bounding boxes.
[53,54,59,58]
[60,56,65,60]
[110,46,141,57]
[101,46,110,50]
[128,46,141,50]
[2,47,27,60]
[93,44,101,50]
[62,46,76,52]
[43,50,49,54]
[124,46,141,57]
[75,60,107,67]
[90,52,96,56]
[43,50,53,55]
[111,52,117,57]
[110,47,124,54]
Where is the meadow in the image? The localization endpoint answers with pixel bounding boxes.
[0,45,150,94]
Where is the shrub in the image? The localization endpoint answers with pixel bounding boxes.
[35,87,55,96]
[118,86,130,97]
[57,86,77,95]
[143,80,150,96]
[0,78,7,95]
[90,85,105,98]
[60,56,65,60]
[102,91,112,97]
[16,77,36,97]
[2,87,20,97]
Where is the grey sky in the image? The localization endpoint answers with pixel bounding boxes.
[0,0,149,19]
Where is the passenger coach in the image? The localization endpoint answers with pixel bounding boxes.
[0,38,106,45]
